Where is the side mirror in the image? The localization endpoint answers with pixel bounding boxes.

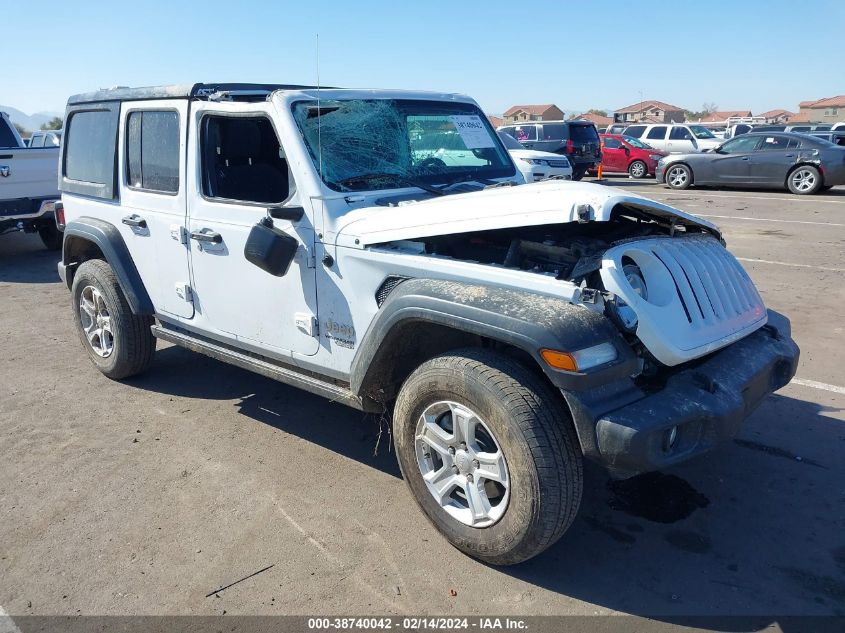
[244,216,299,277]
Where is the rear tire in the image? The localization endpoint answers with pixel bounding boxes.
[38,222,63,251]
[787,165,822,195]
[628,160,648,179]
[665,163,692,190]
[571,168,586,181]
[393,348,583,565]
[71,259,155,379]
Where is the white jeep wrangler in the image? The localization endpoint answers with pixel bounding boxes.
[57,83,799,565]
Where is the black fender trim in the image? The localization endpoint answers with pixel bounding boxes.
[350,278,638,398]
[62,217,154,315]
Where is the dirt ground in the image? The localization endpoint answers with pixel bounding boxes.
[1,181,844,628]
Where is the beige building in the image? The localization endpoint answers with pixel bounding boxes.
[793,96,845,123]
[697,110,752,123]
[613,100,686,124]
[502,104,564,124]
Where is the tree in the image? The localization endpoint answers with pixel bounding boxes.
[685,103,718,121]
[13,122,30,138]
[587,109,608,117]
[40,116,63,131]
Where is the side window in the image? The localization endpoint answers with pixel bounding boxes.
[647,126,667,140]
[624,125,646,138]
[603,137,622,149]
[540,123,566,140]
[62,105,120,199]
[201,115,289,204]
[45,133,61,147]
[30,134,45,147]
[126,110,180,193]
[757,135,792,151]
[669,126,692,140]
[513,125,537,141]
[720,136,760,153]
[499,127,515,137]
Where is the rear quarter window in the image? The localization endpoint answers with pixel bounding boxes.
[570,124,599,142]
[61,105,120,199]
[0,118,19,147]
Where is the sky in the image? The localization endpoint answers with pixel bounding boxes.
[3,0,845,117]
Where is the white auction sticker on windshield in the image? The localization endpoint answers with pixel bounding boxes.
[450,115,495,149]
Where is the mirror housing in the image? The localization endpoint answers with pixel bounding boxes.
[268,205,304,221]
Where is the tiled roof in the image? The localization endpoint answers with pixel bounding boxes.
[487,115,503,128]
[758,109,794,118]
[615,99,685,114]
[568,112,613,126]
[503,104,559,117]
[698,110,752,122]
[800,96,845,109]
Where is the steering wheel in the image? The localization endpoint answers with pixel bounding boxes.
[417,156,447,173]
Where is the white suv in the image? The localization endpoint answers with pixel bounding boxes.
[56,83,799,565]
[622,123,723,153]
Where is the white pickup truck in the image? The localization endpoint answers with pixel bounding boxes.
[0,111,63,249]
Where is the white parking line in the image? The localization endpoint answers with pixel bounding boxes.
[791,378,845,395]
[736,257,845,272]
[697,214,845,227]
[646,191,845,205]
[0,606,23,633]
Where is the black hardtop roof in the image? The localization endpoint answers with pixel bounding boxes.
[67,82,324,105]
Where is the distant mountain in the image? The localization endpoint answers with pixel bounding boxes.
[0,106,64,132]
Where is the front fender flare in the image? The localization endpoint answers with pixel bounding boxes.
[350,278,638,398]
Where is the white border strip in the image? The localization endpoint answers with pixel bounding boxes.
[697,214,845,227]
[791,378,845,395]
[648,191,845,205]
[736,257,845,272]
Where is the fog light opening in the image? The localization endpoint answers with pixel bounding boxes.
[663,426,679,453]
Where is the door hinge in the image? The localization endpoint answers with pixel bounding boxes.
[295,313,318,337]
[170,224,189,244]
[305,251,317,268]
[175,282,193,303]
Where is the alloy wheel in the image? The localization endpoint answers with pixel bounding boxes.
[667,166,688,187]
[791,168,816,192]
[79,285,114,358]
[414,401,509,527]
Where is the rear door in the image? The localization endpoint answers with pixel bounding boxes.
[117,100,194,318]
[747,134,800,184]
[645,126,669,151]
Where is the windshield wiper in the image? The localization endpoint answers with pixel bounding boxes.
[333,172,445,196]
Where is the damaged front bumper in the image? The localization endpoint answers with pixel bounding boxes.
[565,309,799,478]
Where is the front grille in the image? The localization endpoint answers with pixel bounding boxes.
[650,237,760,326]
[600,235,767,366]
[548,160,570,168]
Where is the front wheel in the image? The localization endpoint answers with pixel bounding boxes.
[787,166,822,195]
[71,259,156,379]
[628,160,648,179]
[393,349,583,565]
[665,163,692,189]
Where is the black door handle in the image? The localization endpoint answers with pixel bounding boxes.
[190,230,222,244]
[122,214,147,228]
[741,157,750,161]
[785,154,795,158]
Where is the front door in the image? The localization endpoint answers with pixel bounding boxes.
[707,135,758,184]
[185,102,319,357]
[601,137,626,172]
[666,126,696,153]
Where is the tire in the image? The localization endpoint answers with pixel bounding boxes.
[393,348,583,565]
[571,168,586,181]
[665,163,692,190]
[628,160,648,179]
[71,259,155,379]
[787,166,823,195]
[38,222,63,251]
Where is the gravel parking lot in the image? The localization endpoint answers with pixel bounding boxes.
[1,181,843,625]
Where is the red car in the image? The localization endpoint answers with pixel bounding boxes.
[597,133,668,178]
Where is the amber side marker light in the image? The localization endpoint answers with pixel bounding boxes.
[540,342,618,372]
[540,349,578,371]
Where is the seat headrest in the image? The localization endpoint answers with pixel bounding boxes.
[219,119,263,159]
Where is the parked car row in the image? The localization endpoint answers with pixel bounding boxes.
[496,120,602,180]
[656,132,845,195]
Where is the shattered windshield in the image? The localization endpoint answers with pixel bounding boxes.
[292,99,515,192]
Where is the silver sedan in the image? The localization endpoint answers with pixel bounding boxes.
[656,132,845,195]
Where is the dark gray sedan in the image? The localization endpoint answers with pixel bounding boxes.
[655,132,845,195]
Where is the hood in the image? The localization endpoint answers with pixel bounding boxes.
[508,148,571,161]
[333,181,720,248]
